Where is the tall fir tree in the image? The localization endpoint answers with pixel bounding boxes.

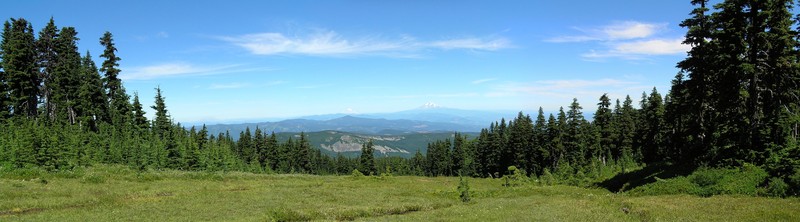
[676,0,714,165]
[641,88,665,163]
[360,139,376,175]
[532,107,549,175]
[1,18,39,118]
[451,132,467,175]
[595,93,613,163]
[131,92,148,130]
[565,98,586,166]
[35,17,58,120]
[52,27,82,124]
[151,86,171,139]
[99,31,123,124]
[508,112,533,172]
[77,51,107,129]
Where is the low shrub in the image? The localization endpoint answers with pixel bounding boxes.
[627,164,769,197]
[766,177,789,197]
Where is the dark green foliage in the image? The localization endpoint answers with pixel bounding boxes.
[151,86,170,138]
[99,31,120,100]
[36,18,58,121]
[458,174,470,203]
[131,92,148,130]
[1,18,39,118]
[594,94,613,164]
[76,51,107,130]
[426,139,451,176]
[51,26,82,124]
[359,140,376,175]
[625,164,768,197]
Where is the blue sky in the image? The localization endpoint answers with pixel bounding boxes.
[3,1,697,124]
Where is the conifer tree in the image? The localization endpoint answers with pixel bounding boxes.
[52,27,82,124]
[77,51,106,129]
[151,86,170,139]
[508,112,533,173]
[640,88,665,163]
[565,98,586,165]
[265,132,279,171]
[131,92,148,130]
[617,96,637,165]
[595,94,613,163]
[36,18,58,120]
[359,139,376,175]
[238,127,253,163]
[532,107,549,175]
[297,132,312,172]
[99,32,121,101]
[1,18,39,118]
[676,0,714,165]
[451,132,467,174]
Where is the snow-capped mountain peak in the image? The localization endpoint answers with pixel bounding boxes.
[420,102,442,109]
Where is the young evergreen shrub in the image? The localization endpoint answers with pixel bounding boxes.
[626,176,701,196]
[351,169,364,178]
[790,169,800,196]
[766,177,789,197]
[541,168,556,186]
[458,175,471,203]
[502,166,529,187]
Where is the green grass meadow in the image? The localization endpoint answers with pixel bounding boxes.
[1,165,798,221]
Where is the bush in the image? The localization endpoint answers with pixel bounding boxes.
[789,169,800,196]
[766,177,789,197]
[540,168,556,186]
[458,175,470,203]
[627,176,701,196]
[502,166,528,187]
[627,164,769,197]
[351,169,364,178]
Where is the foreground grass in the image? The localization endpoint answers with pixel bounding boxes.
[1,166,798,221]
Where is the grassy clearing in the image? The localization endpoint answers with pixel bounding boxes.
[1,165,798,221]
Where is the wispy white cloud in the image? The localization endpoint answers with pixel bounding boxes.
[428,38,510,51]
[295,83,334,89]
[547,21,685,60]
[265,80,287,86]
[581,38,690,60]
[220,29,511,57]
[487,79,641,99]
[387,93,480,99]
[603,21,662,40]
[471,78,497,84]
[209,82,251,89]
[547,21,665,43]
[121,63,273,80]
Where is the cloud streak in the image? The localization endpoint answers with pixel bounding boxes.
[121,63,273,80]
[582,38,690,59]
[209,82,251,89]
[220,30,511,57]
[488,78,643,99]
[547,21,686,60]
[471,78,497,84]
[547,21,665,43]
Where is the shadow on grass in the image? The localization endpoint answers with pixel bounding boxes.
[596,162,696,193]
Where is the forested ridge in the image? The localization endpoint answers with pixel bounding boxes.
[1,0,800,197]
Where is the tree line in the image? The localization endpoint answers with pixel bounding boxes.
[417,0,800,193]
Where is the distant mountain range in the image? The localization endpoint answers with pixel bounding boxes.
[189,104,514,157]
[203,115,479,140]
[197,103,518,140]
[300,102,516,127]
[273,131,477,158]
